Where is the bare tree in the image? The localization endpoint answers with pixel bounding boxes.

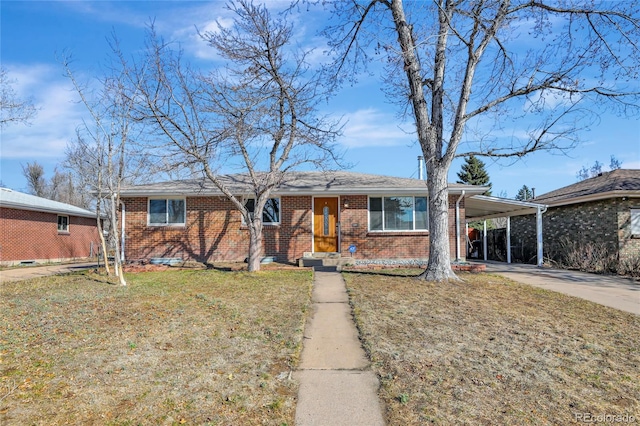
[21,161,47,197]
[0,67,37,128]
[62,49,151,285]
[134,1,341,271]
[317,0,640,280]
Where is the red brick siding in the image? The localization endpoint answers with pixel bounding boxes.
[339,195,464,260]
[0,207,99,264]
[122,193,464,263]
[122,196,313,264]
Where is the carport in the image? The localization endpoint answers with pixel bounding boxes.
[463,195,547,266]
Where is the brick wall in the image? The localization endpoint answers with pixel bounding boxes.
[122,196,313,264]
[338,194,464,260]
[123,193,465,264]
[0,207,99,265]
[510,197,640,268]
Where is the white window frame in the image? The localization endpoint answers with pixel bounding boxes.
[368,195,429,232]
[244,197,281,225]
[148,198,186,226]
[631,208,640,235]
[57,215,69,232]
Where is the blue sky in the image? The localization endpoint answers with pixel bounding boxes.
[1,1,639,199]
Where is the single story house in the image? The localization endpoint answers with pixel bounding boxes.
[510,169,640,273]
[0,188,100,266]
[119,171,494,265]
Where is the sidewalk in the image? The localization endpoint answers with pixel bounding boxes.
[479,261,639,315]
[0,262,97,283]
[294,266,385,425]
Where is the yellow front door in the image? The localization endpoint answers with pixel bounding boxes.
[313,197,338,252]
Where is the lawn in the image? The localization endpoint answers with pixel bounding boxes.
[343,270,640,425]
[0,269,312,425]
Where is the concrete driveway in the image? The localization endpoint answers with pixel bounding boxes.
[0,262,98,283]
[479,261,639,315]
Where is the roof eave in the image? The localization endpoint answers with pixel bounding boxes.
[539,190,640,207]
[0,202,97,219]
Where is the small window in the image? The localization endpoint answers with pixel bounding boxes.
[369,196,428,231]
[631,209,640,235]
[57,215,69,232]
[148,198,186,226]
[245,198,280,224]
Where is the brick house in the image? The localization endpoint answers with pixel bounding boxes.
[0,188,100,266]
[510,169,640,272]
[119,171,489,265]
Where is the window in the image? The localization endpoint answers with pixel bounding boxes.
[369,196,428,231]
[57,215,69,232]
[148,198,185,226]
[631,209,640,235]
[245,198,280,224]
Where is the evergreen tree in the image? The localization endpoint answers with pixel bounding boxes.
[457,155,492,195]
[515,185,534,201]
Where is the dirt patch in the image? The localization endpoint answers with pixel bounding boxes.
[0,269,312,425]
[344,270,640,425]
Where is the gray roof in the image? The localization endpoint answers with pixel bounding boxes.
[0,188,96,218]
[119,171,487,197]
[533,169,640,205]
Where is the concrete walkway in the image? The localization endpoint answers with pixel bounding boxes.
[480,261,639,315]
[295,266,385,426]
[0,262,97,283]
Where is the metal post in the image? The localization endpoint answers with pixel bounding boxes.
[483,220,487,261]
[506,216,511,264]
[536,206,544,267]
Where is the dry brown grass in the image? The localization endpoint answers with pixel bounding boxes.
[343,270,640,425]
[0,268,312,425]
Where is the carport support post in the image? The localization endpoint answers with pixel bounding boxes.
[483,220,487,261]
[506,216,511,264]
[536,206,543,267]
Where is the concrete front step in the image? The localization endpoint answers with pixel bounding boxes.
[298,253,354,268]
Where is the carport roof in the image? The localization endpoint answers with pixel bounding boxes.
[465,195,546,221]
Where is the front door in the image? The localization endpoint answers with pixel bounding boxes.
[313,197,338,253]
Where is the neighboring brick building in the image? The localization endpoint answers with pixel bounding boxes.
[510,169,640,273]
[0,188,100,266]
[119,171,488,265]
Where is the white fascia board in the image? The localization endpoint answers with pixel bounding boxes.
[0,202,97,219]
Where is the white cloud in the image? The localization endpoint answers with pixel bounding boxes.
[339,108,415,148]
[1,64,84,159]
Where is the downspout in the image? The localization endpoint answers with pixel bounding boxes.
[455,190,465,262]
[121,201,126,263]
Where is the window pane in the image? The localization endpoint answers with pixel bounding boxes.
[632,209,640,234]
[415,197,428,230]
[57,215,68,231]
[168,199,185,224]
[384,197,413,230]
[245,199,256,221]
[263,198,280,223]
[370,197,382,231]
[149,199,166,224]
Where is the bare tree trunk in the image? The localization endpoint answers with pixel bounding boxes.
[95,201,111,275]
[247,220,264,272]
[418,164,459,281]
[110,193,126,286]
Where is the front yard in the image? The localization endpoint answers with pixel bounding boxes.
[2,267,638,425]
[0,269,312,425]
[344,270,640,425]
